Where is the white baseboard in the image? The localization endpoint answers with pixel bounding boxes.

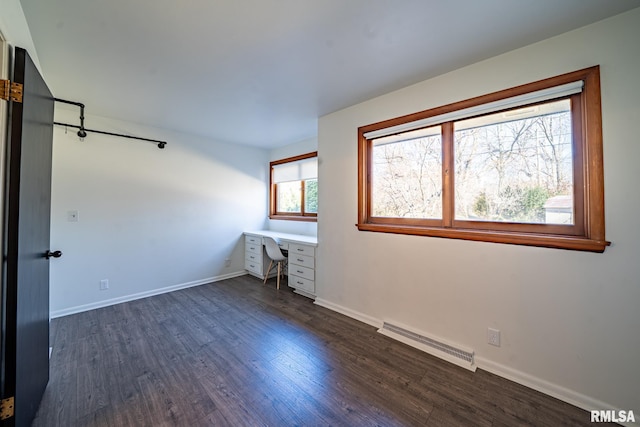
[313,297,636,426]
[293,289,316,300]
[475,357,637,427]
[313,298,382,328]
[50,271,247,318]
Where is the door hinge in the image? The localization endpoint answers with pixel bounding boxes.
[0,79,23,103]
[0,396,14,420]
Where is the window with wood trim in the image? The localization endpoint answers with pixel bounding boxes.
[357,67,609,252]
[270,152,318,221]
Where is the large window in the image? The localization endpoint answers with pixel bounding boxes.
[270,152,318,221]
[358,67,608,252]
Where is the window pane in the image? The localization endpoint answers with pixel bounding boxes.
[304,179,318,214]
[454,99,574,224]
[277,181,301,213]
[371,126,442,219]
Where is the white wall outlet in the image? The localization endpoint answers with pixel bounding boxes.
[67,210,79,222]
[100,279,109,290]
[224,258,231,267]
[488,327,501,347]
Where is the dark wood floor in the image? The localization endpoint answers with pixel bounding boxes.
[33,275,612,426]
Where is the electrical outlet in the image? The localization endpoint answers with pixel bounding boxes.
[487,327,501,347]
[224,258,231,267]
[100,279,109,290]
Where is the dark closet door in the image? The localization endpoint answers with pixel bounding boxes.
[2,47,56,427]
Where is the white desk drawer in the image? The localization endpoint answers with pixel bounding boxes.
[289,253,314,269]
[245,235,262,245]
[289,276,315,294]
[245,259,261,275]
[288,243,315,257]
[245,242,262,255]
[289,264,314,281]
[245,251,262,264]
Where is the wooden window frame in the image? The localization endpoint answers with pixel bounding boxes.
[357,67,609,252]
[270,151,318,222]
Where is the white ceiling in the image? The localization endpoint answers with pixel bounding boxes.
[20,0,639,149]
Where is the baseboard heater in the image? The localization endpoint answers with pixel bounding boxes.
[378,321,476,371]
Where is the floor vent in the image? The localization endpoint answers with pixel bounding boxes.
[379,321,475,370]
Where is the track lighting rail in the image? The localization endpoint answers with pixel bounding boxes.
[53,98,167,149]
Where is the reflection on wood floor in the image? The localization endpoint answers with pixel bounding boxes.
[33,275,611,426]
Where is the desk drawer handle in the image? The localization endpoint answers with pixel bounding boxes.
[296,270,304,274]
[297,258,304,262]
[297,248,304,252]
[297,281,304,285]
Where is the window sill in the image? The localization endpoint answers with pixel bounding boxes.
[270,215,317,223]
[356,223,610,252]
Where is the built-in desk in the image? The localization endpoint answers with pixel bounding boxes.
[244,230,318,299]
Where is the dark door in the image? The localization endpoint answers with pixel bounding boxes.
[1,47,56,426]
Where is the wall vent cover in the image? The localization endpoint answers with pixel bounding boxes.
[379,321,475,369]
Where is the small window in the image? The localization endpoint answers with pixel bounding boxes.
[358,67,608,252]
[270,152,318,221]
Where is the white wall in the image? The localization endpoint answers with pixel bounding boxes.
[317,8,640,418]
[50,108,268,316]
[267,136,318,236]
[0,0,40,66]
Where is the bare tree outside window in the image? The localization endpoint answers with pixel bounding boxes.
[357,66,608,252]
[454,99,573,224]
[370,101,574,225]
[372,126,442,219]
